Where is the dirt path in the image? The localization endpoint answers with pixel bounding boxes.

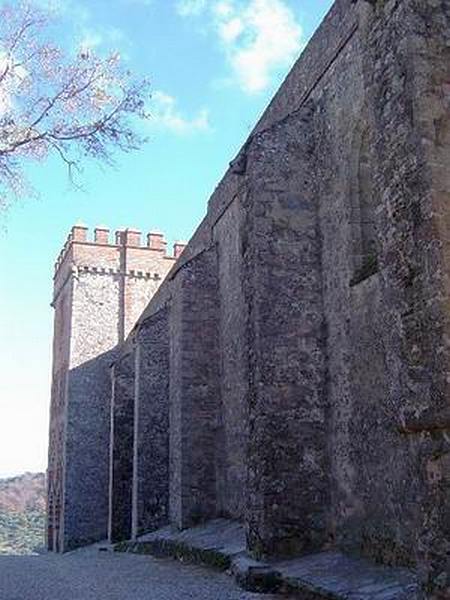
[0,546,277,600]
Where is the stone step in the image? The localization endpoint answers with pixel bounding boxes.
[273,551,423,599]
[114,518,424,599]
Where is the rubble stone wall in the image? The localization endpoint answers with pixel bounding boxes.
[213,197,248,520]
[132,308,170,538]
[47,279,73,552]
[109,351,135,543]
[169,247,221,529]
[243,112,329,559]
[113,1,450,592]
[48,227,179,551]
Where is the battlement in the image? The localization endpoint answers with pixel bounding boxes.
[54,225,186,278]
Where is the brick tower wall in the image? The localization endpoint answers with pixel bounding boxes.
[47,225,183,552]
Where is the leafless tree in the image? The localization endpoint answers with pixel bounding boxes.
[0,1,150,209]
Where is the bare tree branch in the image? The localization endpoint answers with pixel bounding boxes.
[0,1,151,209]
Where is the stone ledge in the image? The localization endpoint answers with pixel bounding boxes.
[113,519,424,598]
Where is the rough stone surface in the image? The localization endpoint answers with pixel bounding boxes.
[47,227,178,552]
[213,196,248,520]
[132,309,170,538]
[243,107,329,559]
[169,247,221,529]
[116,519,423,599]
[109,351,135,543]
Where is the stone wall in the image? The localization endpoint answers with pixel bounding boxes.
[243,110,329,558]
[64,264,122,550]
[132,308,170,539]
[340,1,450,586]
[47,226,181,551]
[63,0,450,593]
[109,351,135,543]
[169,247,221,529]
[47,277,72,552]
[119,0,357,560]
[213,197,248,520]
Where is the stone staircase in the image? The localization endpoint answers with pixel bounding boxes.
[114,519,424,599]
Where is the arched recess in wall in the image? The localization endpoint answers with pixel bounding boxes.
[349,118,379,286]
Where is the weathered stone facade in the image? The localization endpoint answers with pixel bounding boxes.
[47,226,183,552]
[48,0,450,595]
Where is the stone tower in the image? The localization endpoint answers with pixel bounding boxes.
[47,224,184,552]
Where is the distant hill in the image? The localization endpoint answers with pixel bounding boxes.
[0,472,46,555]
[0,472,45,513]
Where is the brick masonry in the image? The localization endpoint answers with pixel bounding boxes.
[48,0,450,595]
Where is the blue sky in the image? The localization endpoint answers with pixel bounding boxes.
[0,0,333,477]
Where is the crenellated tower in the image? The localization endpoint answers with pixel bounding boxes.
[47,224,185,552]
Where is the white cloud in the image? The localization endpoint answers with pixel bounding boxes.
[79,31,103,52]
[219,16,243,43]
[231,0,302,93]
[177,0,303,94]
[150,90,210,134]
[214,1,233,18]
[0,51,29,117]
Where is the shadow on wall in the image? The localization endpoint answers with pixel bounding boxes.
[48,348,118,553]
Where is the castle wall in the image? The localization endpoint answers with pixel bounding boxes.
[109,351,135,543]
[47,277,73,552]
[131,308,170,538]
[169,247,221,528]
[58,0,450,592]
[295,0,450,585]
[48,227,180,551]
[417,1,450,580]
[213,196,248,520]
[341,0,450,581]
[114,1,359,558]
[314,12,374,560]
[243,113,329,558]
[63,268,120,550]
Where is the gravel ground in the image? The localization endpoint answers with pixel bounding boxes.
[0,546,280,600]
